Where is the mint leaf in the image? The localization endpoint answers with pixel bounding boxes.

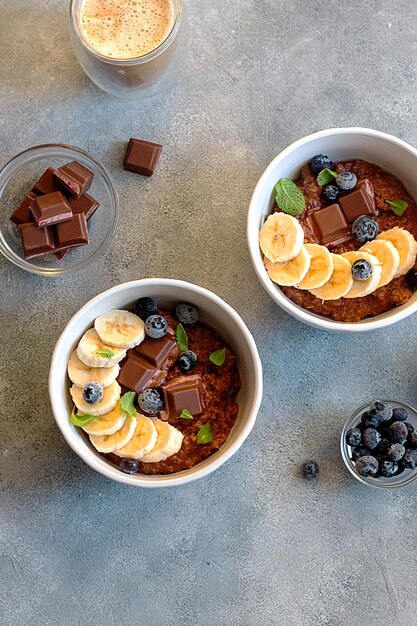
[176,323,188,351]
[196,423,212,444]
[120,391,136,417]
[180,409,193,420]
[69,409,96,427]
[209,348,226,366]
[274,178,306,216]
[316,168,338,187]
[386,199,408,216]
[96,349,115,358]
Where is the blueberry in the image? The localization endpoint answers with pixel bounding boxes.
[310,154,333,175]
[379,460,399,478]
[119,458,139,475]
[401,448,417,470]
[406,269,417,290]
[178,350,197,373]
[388,421,408,444]
[407,430,417,448]
[145,315,168,339]
[361,410,380,429]
[336,171,357,191]
[138,388,164,414]
[135,297,158,320]
[351,446,371,461]
[176,303,199,325]
[392,407,408,422]
[301,460,319,480]
[82,382,103,404]
[346,428,362,447]
[406,422,415,435]
[387,443,406,462]
[374,438,391,460]
[362,428,381,450]
[351,216,379,243]
[355,455,378,477]
[352,259,373,281]
[371,401,393,422]
[321,184,340,204]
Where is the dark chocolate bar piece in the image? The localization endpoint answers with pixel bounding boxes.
[123,138,162,177]
[30,191,73,228]
[68,193,100,220]
[9,191,38,225]
[339,180,377,222]
[34,167,66,195]
[54,161,94,198]
[54,213,89,250]
[308,204,352,246]
[19,222,55,259]
[160,375,205,422]
[133,334,178,369]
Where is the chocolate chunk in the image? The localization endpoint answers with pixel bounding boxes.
[30,191,73,228]
[54,161,94,198]
[117,354,156,394]
[9,191,38,225]
[68,193,100,220]
[339,180,376,222]
[34,167,66,195]
[308,204,352,246]
[123,138,162,177]
[54,213,89,250]
[133,334,178,368]
[19,222,55,259]
[160,375,205,422]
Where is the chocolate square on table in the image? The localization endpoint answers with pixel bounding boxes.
[34,167,66,195]
[9,191,38,225]
[308,204,351,246]
[117,354,156,394]
[68,193,100,220]
[54,213,89,250]
[123,138,162,177]
[339,179,376,222]
[19,222,55,259]
[30,191,73,228]
[54,161,94,198]
[160,375,205,422]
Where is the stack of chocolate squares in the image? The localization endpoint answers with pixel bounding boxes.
[9,161,100,260]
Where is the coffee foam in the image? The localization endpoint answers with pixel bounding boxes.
[80,0,174,59]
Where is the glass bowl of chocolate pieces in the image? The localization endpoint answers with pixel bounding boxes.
[0,144,119,275]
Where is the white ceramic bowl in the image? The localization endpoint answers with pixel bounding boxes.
[49,279,263,487]
[248,127,417,332]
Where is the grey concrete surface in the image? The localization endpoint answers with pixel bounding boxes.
[1,0,417,624]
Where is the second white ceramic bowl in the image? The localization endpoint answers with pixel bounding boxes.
[248,127,417,332]
[49,279,263,487]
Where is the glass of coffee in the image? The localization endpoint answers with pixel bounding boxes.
[69,0,185,98]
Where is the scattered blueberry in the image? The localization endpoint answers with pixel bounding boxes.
[388,421,408,444]
[355,456,378,477]
[362,427,381,450]
[392,407,408,422]
[401,449,417,470]
[321,184,340,204]
[135,297,158,320]
[145,314,168,339]
[310,154,333,175]
[346,428,362,447]
[351,446,371,461]
[178,350,197,373]
[371,401,393,422]
[176,303,199,325]
[387,443,406,462]
[361,410,380,429]
[138,389,164,414]
[408,430,417,448]
[301,460,319,480]
[336,171,357,191]
[120,458,139,474]
[82,382,103,405]
[379,460,399,478]
[351,216,379,243]
[352,259,373,281]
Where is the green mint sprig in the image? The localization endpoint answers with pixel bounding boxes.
[96,349,115,358]
[69,409,96,427]
[176,323,188,351]
[196,423,213,444]
[274,178,306,216]
[209,348,226,366]
[385,199,408,216]
[120,391,136,417]
[180,409,193,420]
[316,168,338,187]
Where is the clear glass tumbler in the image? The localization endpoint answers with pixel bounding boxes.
[69,0,186,99]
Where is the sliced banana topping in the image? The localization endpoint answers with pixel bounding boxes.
[89,414,137,454]
[342,251,382,299]
[361,239,400,288]
[94,310,145,350]
[259,213,304,263]
[70,380,121,416]
[141,419,184,464]
[68,350,120,388]
[377,228,417,277]
[310,254,353,301]
[77,328,126,368]
[82,403,127,436]
[295,243,334,290]
[114,413,158,460]
[264,245,311,286]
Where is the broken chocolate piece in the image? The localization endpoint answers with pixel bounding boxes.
[30,191,73,228]
[54,213,89,250]
[133,334,178,369]
[123,138,162,177]
[9,191,38,225]
[308,204,352,246]
[19,222,55,259]
[54,161,94,198]
[68,193,100,220]
[160,375,205,422]
[117,354,156,394]
[34,167,66,195]
[339,179,377,222]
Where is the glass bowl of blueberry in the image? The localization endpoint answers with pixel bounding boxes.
[341,400,417,489]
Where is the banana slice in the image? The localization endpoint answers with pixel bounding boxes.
[361,239,400,288]
[342,251,382,299]
[89,414,137,454]
[82,403,127,436]
[70,380,121,416]
[264,245,311,286]
[295,244,334,290]
[67,350,120,388]
[94,310,145,350]
[310,254,353,301]
[259,213,304,263]
[77,328,126,368]
[113,413,158,460]
[377,228,417,277]
[141,419,184,464]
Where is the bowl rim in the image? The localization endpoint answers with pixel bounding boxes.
[0,143,119,276]
[247,126,417,332]
[49,278,263,487]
